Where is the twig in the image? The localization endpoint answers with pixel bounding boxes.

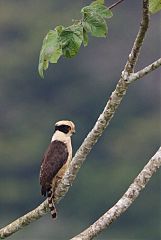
[109,0,125,10]
[127,57,161,83]
[0,1,151,239]
[71,147,161,240]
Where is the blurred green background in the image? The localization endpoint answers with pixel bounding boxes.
[0,0,160,239]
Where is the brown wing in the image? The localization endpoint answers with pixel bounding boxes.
[39,140,68,196]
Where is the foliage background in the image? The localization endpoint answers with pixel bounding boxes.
[0,0,160,239]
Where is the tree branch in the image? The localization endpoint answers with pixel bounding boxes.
[71,147,161,240]
[127,57,161,83]
[122,0,149,74]
[120,0,159,84]
[0,1,151,239]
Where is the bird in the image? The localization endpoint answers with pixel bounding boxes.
[39,120,75,218]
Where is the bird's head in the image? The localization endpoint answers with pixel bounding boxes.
[54,120,75,137]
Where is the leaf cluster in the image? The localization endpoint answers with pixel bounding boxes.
[38,0,113,78]
[38,0,161,78]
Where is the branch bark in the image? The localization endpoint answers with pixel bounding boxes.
[71,147,161,240]
[127,57,161,83]
[0,0,154,239]
[122,0,149,74]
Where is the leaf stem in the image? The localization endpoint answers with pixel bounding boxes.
[108,0,125,10]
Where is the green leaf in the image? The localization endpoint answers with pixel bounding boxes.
[82,13,108,37]
[83,29,89,46]
[38,30,62,78]
[90,3,113,18]
[149,0,161,14]
[82,3,113,19]
[81,2,112,37]
[60,24,83,58]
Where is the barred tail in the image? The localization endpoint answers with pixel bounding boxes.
[47,189,57,218]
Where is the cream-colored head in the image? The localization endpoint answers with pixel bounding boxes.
[54,120,75,136]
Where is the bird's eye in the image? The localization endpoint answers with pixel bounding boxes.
[67,126,71,131]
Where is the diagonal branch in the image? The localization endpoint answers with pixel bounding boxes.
[127,57,161,83]
[71,147,161,240]
[0,1,151,239]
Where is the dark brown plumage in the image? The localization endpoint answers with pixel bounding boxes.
[40,140,68,197]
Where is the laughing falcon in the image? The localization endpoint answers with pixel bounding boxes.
[39,120,75,218]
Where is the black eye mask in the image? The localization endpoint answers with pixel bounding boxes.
[55,124,71,134]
